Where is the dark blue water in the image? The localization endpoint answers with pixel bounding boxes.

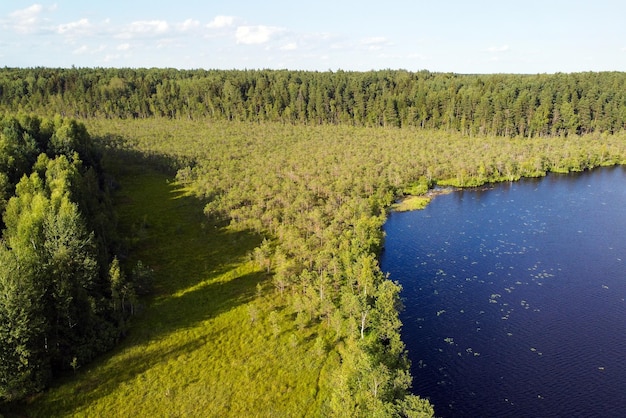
[380,167,626,417]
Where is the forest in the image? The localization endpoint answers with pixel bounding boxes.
[2,68,626,136]
[1,68,626,417]
[0,114,154,403]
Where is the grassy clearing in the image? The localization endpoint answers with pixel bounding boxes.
[11,160,332,417]
[391,196,432,212]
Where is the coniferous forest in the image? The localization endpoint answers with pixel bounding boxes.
[2,68,626,417]
[2,68,626,136]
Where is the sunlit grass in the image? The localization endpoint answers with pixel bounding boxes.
[392,195,432,212]
[14,160,333,417]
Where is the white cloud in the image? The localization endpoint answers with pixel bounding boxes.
[8,3,44,34]
[73,44,106,55]
[280,42,297,51]
[362,36,388,45]
[235,25,283,45]
[157,39,175,49]
[330,42,347,50]
[117,43,131,51]
[207,15,235,29]
[407,53,429,60]
[118,20,169,39]
[487,45,510,53]
[130,20,169,34]
[73,45,89,55]
[178,18,200,32]
[361,37,392,51]
[57,18,91,35]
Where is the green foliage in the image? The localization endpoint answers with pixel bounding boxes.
[0,115,122,402]
[74,118,626,417]
[2,68,626,136]
[130,260,154,296]
[396,394,436,418]
[402,177,430,196]
[0,243,49,401]
[0,116,40,185]
[49,119,86,152]
[392,196,431,212]
[11,165,335,417]
[4,66,626,414]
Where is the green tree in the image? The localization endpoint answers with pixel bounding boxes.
[0,174,50,400]
[0,243,49,400]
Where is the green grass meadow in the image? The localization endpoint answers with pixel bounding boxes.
[12,159,333,417]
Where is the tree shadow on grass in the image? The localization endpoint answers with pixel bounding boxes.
[34,270,265,415]
[8,146,267,416]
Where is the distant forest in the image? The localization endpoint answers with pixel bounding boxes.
[2,68,626,136]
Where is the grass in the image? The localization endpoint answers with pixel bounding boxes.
[391,195,432,212]
[9,158,333,417]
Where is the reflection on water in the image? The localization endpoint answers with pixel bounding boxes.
[381,167,626,418]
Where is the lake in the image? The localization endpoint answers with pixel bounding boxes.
[380,166,626,417]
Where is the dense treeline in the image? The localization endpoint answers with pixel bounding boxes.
[0,114,148,401]
[2,68,626,136]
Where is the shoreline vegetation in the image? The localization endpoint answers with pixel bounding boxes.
[393,187,463,212]
[2,68,626,416]
[392,195,432,212]
[394,164,609,213]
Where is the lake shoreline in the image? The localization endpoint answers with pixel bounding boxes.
[381,166,626,418]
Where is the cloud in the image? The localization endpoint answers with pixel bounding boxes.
[73,45,89,55]
[235,25,283,45]
[118,20,169,39]
[57,18,91,35]
[207,15,235,29]
[361,36,392,51]
[7,3,44,34]
[157,39,175,49]
[362,37,388,45]
[103,53,121,63]
[178,18,200,32]
[407,52,429,60]
[280,42,297,51]
[117,43,131,51]
[129,20,169,34]
[330,41,349,50]
[72,44,106,55]
[486,45,510,53]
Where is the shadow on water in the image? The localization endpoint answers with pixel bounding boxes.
[7,144,264,415]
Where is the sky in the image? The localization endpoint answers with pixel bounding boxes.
[1,1,626,74]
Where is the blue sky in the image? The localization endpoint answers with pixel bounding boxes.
[1,1,626,73]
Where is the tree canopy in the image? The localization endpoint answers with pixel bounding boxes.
[2,68,626,136]
[0,114,130,401]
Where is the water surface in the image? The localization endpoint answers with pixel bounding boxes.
[381,167,626,417]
